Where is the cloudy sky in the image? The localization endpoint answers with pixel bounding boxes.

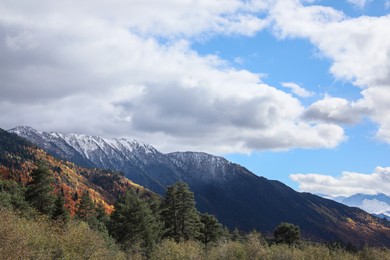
[1,0,390,196]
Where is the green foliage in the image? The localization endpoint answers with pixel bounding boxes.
[96,203,110,226]
[76,190,97,223]
[231,227,244,242]
[0,180,30,212]
[75,190,109,233]
[25,162,56,216]
[273,222,301,246]
[200,213,223,247]
[51,189,70,222]
[109,190,161,255]
[161,182,201,242]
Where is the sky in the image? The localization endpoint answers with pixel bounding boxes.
[1,0,390,197]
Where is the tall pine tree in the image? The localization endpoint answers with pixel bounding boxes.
[109,190,160,255]
[200,213,223,247]
[25,162,55,215]
[161,182,201,242]
[52,187,70,222]
[76,190,99,228]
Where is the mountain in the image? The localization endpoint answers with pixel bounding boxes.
[332,193,390,221]
[0,128,154,215]
[9,126,390,247]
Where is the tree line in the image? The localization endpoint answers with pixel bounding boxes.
[1,162,312,259]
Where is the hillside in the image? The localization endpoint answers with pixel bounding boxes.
[0,128,154,214]
[9,126,390,247]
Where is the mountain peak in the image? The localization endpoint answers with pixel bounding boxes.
[9,125,39,134]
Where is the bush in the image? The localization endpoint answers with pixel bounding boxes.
[207,240,247,260]
[151,239,204,260]
[0,209,125,260]
[273,222,301,246]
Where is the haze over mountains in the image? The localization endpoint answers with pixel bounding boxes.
[9,126,390,247]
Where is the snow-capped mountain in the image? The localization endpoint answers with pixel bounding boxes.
[9,126,390,246]
[332,193,390,220]
[10,126,182,194]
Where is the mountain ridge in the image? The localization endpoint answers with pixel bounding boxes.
[9,126,390,247]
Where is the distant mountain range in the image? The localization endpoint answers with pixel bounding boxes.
[328,193,390,221]
[8,126,390,247]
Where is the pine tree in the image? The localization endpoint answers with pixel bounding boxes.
[25,162,55,215]
[96,203,109,226]
[109,190,160,255]
[200,213,223,247]
[161,182,201,242]
[76,190,98,228]
[52,188,70,222]
[95,203,110,233]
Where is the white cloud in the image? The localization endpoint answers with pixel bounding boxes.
[386,1,390,9]
[0,0,346,153]
[270,0,390,144]
[347,0,371,9]
[281,82,314,97]
[0,0,269,39]
[290,166,390,196]
[303,94,368,124]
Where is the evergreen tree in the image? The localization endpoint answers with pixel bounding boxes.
[231,228,244,242]
[76,190,98,228]
[109,190,160,255]
[161,182,201,242]
[96,203,110,226]
[73,191,79,201]
[95,203,110,233]
[25,162,55,215]
[273,222,301,246]
[199,213,223,247]
[52,188,70,222]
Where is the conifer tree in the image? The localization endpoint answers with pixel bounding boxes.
[200,213,223,247]
[109,190,160,255]
[76,190,98,228]
[25,162,55,215]
[96,203,109,226]
[161,182,201,242]
[52,188,70,222]
[95,203,110,233]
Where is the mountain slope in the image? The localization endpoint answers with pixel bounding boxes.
[0,128,154,215]
[9,126,390,247]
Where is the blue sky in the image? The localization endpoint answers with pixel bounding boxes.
[190,2,390,189]
[1,0,390,196]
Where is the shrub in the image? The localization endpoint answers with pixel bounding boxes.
[151,239,204,260]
